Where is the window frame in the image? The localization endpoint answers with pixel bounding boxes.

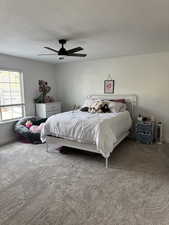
[0,68,25,122]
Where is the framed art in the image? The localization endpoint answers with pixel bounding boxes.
[104,80,114,94]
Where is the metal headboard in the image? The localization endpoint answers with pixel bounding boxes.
[87,94,137,119]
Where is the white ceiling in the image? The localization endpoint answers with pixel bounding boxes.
[0,0,169,64]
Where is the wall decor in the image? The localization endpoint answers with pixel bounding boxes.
[104,79,114,94]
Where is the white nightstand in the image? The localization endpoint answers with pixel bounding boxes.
[35,102,61,118]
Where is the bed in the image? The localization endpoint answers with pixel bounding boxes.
[41,95,137,168]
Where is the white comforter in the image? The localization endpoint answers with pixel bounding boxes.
[41,111,132,157]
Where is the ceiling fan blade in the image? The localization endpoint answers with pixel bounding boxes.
[38,53,57,56]
[68,53,87,57]
[44,47,59,53]
[67,47,83,54]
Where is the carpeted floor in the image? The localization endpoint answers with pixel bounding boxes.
[0,139,169,225]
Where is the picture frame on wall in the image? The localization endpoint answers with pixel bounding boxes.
[104,80,115,94]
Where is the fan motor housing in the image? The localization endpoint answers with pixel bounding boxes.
[58,47,67,55]
[59,39,67,45]
[58,39,67,55]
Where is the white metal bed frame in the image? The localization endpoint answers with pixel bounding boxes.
[46,94,137,168]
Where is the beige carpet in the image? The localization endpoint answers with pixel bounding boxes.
[0,140,169,225]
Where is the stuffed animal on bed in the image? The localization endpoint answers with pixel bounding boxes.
[101,103,110,113]
[89,101,102,113]
[89,101,110,113]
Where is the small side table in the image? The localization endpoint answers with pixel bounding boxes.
[135,121,155,144]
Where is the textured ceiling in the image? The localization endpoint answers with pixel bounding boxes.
[0,0,169,64]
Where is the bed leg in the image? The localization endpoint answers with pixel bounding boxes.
[46,141,49,152]
[105,157,109,169]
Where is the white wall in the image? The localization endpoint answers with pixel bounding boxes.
[0,54,56,145]
[55,52,169,142]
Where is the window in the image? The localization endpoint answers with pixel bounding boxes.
[0,69,25,122]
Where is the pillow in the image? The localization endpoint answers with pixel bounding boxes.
[30,123,45,133]
[119,103,127,112]
[82,98,126,113]
[82,98,99,108]
[108,101,126,113]
[109,99,126,104]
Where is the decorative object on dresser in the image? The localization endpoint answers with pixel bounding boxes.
[35,102,61,118]
[34,80,54,103]
[135,120,155,144]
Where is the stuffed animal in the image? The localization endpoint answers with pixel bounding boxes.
[25,120,33,128]
[89,101,102,113]
[101,103,110,113]
[89,101,111,113]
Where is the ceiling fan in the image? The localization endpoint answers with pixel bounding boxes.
[39,39,87,59]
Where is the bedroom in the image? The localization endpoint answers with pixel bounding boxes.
[0,0,169,224]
